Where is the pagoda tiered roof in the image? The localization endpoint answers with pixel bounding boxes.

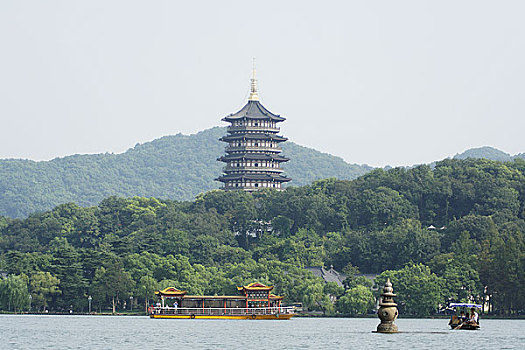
[217,65,291,190]
[223,101,285,122]
[220,133,288,142]
[217,173,291,182]
[218,153,289,162]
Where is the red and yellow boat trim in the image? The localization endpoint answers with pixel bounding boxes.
[150,313,294,320]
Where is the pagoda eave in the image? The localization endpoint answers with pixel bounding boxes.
[225,147,282,154]
[216,174,291,182]
[218,154,289,162]
[220,134,288,143]
[222,101,285,122]
[222,115,285,122]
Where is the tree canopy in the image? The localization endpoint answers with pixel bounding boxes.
[0,158,524,316]
[0,127,372,218]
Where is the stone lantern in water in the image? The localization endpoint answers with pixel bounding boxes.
[376,278,398,333]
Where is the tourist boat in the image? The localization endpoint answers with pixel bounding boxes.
[149,282,295,320]
[448,303,481,330]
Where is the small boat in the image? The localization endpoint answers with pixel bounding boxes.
[149,282,295,320]
[448,303,481,330]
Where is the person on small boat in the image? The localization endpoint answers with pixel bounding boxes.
[450,312,466,328]
[450,311,465,327]
[448,315,458,326]
[448,304,481,330]
[468,308,479,325]
[456,308,479,329]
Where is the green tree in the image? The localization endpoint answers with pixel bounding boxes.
[29,271,61,312]
[376,263,444,316]
[337,285,374,316]
[49,238,86,310]
[323,282,345,299]
[91,265,134,314]
[0,274,30,312]
[136,275,158,313]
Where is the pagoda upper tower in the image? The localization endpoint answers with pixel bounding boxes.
[216,63,291,191]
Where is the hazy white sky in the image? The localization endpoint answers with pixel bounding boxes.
[1,0,524,167]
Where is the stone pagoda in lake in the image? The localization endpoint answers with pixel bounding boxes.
[216,64,291,191]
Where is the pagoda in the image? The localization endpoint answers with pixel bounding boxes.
[216,64,291,191]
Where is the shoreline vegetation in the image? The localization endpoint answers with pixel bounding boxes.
[1,311,523,320]
[1,158,524,317]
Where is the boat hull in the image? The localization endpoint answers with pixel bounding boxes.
[449,324,480,330]
[150,313,294,320]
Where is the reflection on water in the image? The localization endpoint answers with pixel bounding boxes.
[0,315,523,349]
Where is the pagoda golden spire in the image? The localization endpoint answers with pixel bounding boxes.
[248,58,259,101]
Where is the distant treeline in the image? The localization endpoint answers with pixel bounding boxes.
[0,158,524,316]
[0,127,371,218]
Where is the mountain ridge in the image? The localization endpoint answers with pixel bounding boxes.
[0,128,522,218]
[453,146,525,162]
[0,127,372,217]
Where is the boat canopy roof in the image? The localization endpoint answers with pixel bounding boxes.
[449,303,482,308]
[155,287,187,297]
[237,282,274,292]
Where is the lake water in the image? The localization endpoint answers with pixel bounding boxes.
[0,315,523,349]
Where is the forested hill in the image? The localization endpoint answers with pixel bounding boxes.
[454,146,525,162]
[0,127,372,218]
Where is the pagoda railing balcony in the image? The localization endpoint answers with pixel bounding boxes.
[227,125,280,133]
[223,165,284,173]
[225,146,282,153]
